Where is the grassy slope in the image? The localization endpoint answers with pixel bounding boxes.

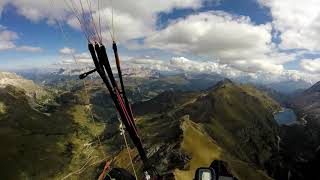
[0,86,106,180]
[70,81,279,179]
[175,120,272,180]
[174,120,223,179]
[0,102,6,114]
[0,78,281,179]
[54,105,106,180]
[181,82,280,165]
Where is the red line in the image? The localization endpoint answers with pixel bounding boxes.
[115,90,138,135]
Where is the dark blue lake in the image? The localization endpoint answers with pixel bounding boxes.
[274,108,297,125]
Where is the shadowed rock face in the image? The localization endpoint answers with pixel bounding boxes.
[267,81,320,180]
[305,81,320,94]
[291,81,320,120]
[289,81,320,150]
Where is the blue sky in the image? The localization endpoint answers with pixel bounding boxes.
[0,0,268,66]
[0,0,319,82]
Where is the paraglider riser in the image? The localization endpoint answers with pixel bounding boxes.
[87,43,148,165]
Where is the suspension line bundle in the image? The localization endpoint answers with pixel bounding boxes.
[54,0,159,178]
[81,41,148,165]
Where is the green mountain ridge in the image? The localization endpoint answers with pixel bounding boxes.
[0,75,282,180]
[132,79,281,179]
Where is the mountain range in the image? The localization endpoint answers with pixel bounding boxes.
[14,67,314,95]
[132,79,280,179]
[0,71,319,179]
[0,72,49,99]
[266,80,313,95]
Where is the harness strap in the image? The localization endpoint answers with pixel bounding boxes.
[98,160,111,180]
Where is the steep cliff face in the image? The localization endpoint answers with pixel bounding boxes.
[291,81,320,121]
[288,81,320,158]
[274,81,320,180]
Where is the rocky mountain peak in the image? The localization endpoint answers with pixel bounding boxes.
[305,81,320,93]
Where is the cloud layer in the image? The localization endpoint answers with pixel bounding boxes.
[59,47,75,55]
[0,0,206,41]
[301,59,320,74]
[0,0,319,83]
[122,56,319,83]
[259,0,320,51]
[145,11,291,74]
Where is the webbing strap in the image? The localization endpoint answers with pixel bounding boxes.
[98,160,111,180]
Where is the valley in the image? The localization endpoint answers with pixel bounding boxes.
[0,71,318,180]
[1,1,320,180]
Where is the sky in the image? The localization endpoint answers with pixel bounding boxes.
[0,0,319,83]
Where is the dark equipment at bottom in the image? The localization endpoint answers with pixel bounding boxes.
[104,168,136,180]
[194,160,238,180]
[103,160,238,180]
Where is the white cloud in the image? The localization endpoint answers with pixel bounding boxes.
[0,0,208,42]
[279,70,319,84]
[85,0,208,42]
[0,29,18,50]
[100,8,153,42]
[0,41,15,51]
[0,29,18,41]
[1,0,318,83]
[122,57,170,71]
[300,59,320,74]
[3,0,69,22]
[145,11,292,74]
[170,56,242,77]
[259,0,320,51]
[59,47,75,55]
[59,52,92,65]
[54,53,319,83]
[124,56,243,78]
[61,59,74,65]
[76,58,92,64]
[16,46,42,52]
[1,0,290,74]
[146,11,272,56]
[124,56,318,83]
[0,0,9,16]
[75,52,91,60]
[0,26,41,52]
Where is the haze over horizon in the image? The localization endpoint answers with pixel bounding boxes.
[0,0,319,83]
